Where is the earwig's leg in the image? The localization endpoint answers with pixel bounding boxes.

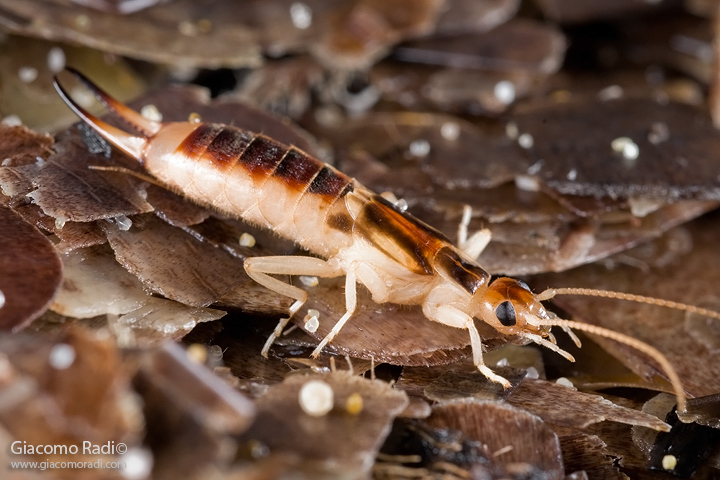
[311,269,357,358]
[457,205,491,259]
[243,256,344,356]
[423,296,511,388]
[457,205,472,246]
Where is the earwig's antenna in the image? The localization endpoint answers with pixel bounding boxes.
[530,315,687,413]
[532,285,720,413]
[537,287,720,321]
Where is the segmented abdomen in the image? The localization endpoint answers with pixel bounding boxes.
[146,123,358,257]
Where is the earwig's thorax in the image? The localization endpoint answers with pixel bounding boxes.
[472,277,551,336]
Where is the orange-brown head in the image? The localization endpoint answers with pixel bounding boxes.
[472,277,551,336]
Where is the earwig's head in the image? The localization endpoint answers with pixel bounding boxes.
[472,277,551,336]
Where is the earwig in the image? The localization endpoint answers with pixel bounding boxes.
[54,68,720,413]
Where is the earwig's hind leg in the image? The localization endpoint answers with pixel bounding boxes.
[457,205,491,259]
[243,256,344,357]
[423,295,511,388]
[311,269,357,358]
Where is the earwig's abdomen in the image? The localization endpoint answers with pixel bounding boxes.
[144,122,357,257]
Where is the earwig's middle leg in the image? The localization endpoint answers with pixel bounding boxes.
[243,255,344,357]
[457,205,491,260]
[311,269,358,358]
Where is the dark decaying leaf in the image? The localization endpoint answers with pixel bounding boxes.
[396,19,566,75]
[434,0,520,35]
[1,129,153,222]
[533,0,678,24]
[0,205,62,330]
[426,400,565,479]
[0,328,144,470]
[513,97,720,201]
[131,342,256,480]
[103,214,276,309]
[559,433,627,480]
[0,0,261,69]
[144,186,209,228]
[311,0,444,70]
[239,372,408,476]
[506,379,670,431]
[0,124,53,165]
[534,213,720,398]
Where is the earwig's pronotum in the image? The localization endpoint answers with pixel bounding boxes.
[54,69,720,413]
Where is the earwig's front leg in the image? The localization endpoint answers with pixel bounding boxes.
[243,256,344,356]
[423,294,511,389]
[457,205,491,260]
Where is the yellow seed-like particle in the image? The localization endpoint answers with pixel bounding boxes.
[345,392,363,415]
[662,454,677,471]
[186,343,207,364]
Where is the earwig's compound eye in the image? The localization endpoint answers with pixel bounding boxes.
[495,301,516,327]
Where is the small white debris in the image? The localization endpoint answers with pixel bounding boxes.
[178,20,198,36]
[248,440,269,459]
[505,122,519,140]
[494,80,516,105]
[555,377,574,388]
[518,133,534,149]
[18,66,38,83]
[70,86,96,109]
[628,197,663,217]
[395,198,408,212]
[75,14,91,29]
[0,289,5,309]
[115,215,133,231]
[54,215,67,230]
[299,276,319,287]
[440,121,460,141]
[566,169,577,181]
[140,104,163,122]
[304,309,320,333]
[409,139,431,157]
[597,84,623,101]
[515,174,541,192]
[527,160,543,175]
[662,454,677,471]
[525,366,540,379]
[239,232,256,247]
[611,137,639,161]
[648,121,669,145]
[299,379,334,416]
[1,115,22,127]
[48,343,76,370]
[47,47,66,73]
[290,2,313,29]
[35,156,45,166]
[121,448,153,480]
[495,358,510,367]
